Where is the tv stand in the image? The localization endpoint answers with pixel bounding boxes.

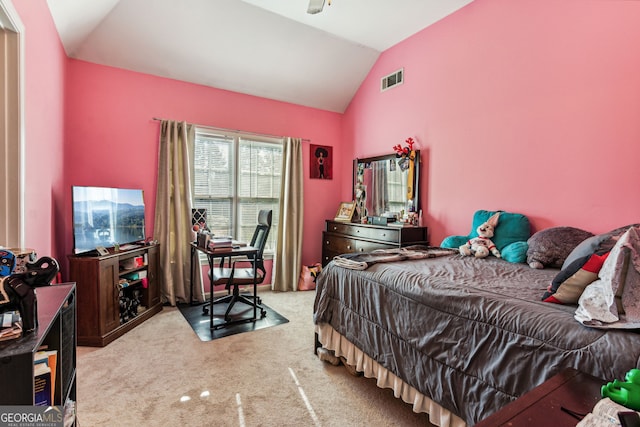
[68,244,162,346]
[118,243,141,251]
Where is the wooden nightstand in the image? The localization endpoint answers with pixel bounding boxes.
[475,368,605,426]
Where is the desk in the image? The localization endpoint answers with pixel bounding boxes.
[190,242,260,329]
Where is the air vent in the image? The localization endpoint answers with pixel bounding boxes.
[381,68,404,92]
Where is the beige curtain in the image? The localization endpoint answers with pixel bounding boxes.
[272,137,304,291]
[154,120,204,305]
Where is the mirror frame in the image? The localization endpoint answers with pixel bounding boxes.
[352,150,420,220]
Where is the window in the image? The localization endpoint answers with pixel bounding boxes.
[193,128,282,255]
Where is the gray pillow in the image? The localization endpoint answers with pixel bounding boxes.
[561,234,609,270]
[526,226,594,269]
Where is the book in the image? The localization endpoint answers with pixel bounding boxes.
[35,349,58,402]
[387,222,415,227]
[576,397,640,427]
[34,362,52,406]
[208,237,233,250]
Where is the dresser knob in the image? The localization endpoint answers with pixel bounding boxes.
[359,248,364,252]
[347,245,351,250]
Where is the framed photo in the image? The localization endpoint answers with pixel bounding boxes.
[310,144,333,179]
[334,201,356,222]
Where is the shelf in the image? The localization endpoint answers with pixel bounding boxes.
[0,284,76,408]
[69,244,161,347]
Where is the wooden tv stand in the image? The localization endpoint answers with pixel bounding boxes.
[68,244,162,346]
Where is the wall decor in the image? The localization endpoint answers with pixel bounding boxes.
[310,144,333,179]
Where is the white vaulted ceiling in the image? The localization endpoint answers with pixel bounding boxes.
[46,0,473,113]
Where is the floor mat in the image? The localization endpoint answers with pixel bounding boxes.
[177,299,289,342]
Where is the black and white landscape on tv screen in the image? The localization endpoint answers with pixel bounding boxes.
[72,186,146,254]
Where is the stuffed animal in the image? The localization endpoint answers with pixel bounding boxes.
[602,369,640,410]
[459,212,501,258]
[0,256,59,334]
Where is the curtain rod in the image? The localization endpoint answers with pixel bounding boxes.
[152,117,311,143]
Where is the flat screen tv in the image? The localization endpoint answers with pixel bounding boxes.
[72,186,146,254]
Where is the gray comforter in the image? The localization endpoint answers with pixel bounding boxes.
[313,253,640,425]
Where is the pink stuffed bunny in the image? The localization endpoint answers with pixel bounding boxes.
[459,212,501,258]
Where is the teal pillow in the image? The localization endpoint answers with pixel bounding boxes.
[440,210,531,263]
[500,241,528,263]
[441,235,467,249]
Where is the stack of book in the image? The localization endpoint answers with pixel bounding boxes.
[34,348,58,406]
[208,237,233,250]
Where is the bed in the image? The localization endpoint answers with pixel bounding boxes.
[313,247,640,426]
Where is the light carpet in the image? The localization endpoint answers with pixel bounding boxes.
[76,289,436,426]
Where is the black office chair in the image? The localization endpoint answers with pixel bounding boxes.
[208,209,272,324]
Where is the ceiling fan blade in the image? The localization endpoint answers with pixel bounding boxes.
[307,0,326,14]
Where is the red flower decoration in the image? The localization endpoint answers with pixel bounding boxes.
[392,137,417,157]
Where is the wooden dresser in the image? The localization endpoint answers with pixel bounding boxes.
[322,220,428,266]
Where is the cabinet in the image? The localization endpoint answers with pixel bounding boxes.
[322,220,429,266]
[68,244,162,347]
[0,284,76,416]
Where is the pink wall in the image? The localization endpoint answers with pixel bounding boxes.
[62,60,345,278]
[343,0,640,246]
[12,0,67,263]
[14,0,345,282]
[18,0,640,282]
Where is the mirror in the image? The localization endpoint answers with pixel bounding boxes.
[352,150,420,220]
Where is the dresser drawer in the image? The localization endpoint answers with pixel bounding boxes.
[323,232,393,254]
[356,241,394,253]
[326,222,400,243]
[322,249,340,265]
[355,227,399,243]
[326,222,353,235]
[323,232,357,253]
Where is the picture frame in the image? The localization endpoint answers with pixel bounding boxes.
[310,144,333,179]
[334,201,356,222]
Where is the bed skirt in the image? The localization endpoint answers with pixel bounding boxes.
[315,322,467,427]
